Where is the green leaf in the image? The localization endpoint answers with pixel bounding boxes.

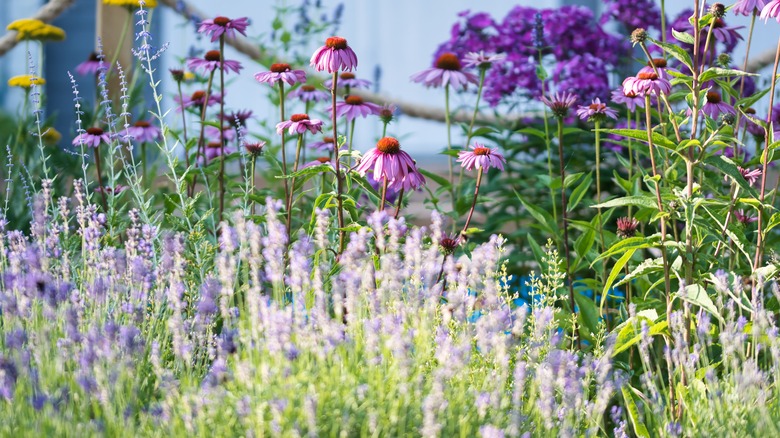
[601,249,636,314]
[679,284,723,323]
[737,88,769,109]
[568,172,593,212]
[613,318,667,356]
[601,128,677,151]
[516,191,559,238]
[526,234,545,267]
[418,168,451,188]
[622,386,651,438]
[574,291,600,335]
[275,163,334,179]
[699,67,756,83]
[649,38,693,72]
[593,196,658,210]
[516,127,547,140]
[672,28,695,45]
[703,155,758,198]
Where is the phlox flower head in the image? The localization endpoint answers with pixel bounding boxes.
[198,16,249,42]
[410,52,479,90]
[310,36,358,73]
[457,143,506,171]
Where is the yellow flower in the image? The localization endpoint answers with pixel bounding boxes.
[41,128,62,145]
[183,72,196,82]
[6,18,65,41]
[102,0,158,8]
[7,75,46,89]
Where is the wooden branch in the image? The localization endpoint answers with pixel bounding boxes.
[158,0,517,127]
[0,0,76,57]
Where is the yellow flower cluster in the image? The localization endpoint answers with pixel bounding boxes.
[7,75,46,89]
[6,18,65,42]
[102,0,158,8]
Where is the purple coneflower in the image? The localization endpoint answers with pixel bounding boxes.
[244,141,266,156]
[462,51,507,69]
[203,141,236,163]
[300,156,335,170]
[576,98,619,122]
[324,72,372,90]
[610,88,646,112]
[541,91,578,118]
[734,0,767,16]
[616,217,640,239]
[637,58,674,80]
[276,114,324,136]
[187,50,243,75]
[439,236,460,255]
[739,166,762,186]
[389,163,426,192]
[623,72,671,97]
[310,36,358,73]
[329,95,382,122]
[198,16,249,42]
[254,63,306,86]
[457,143,506,171]
[75,52,103,76]
[222,109,253,128]
[289,84,330,103]
[73,127,110,148]
[735,209,758,224]
[379,104,398,125]
[175,90,222,112]
[124,120,161,143]
[701,91,735,119]
[410,53,479,89]
[205,124,236,143]
[762,0,780,21]
[309,136,336,153]
[705,18,744,48]
[355,137,421,186]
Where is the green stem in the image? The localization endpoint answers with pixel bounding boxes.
[556,117,577,347]
[176,81,190,194]
[218,36,226,225]
[379,176,389,211]
[250,155,257,216]
[627,108,634,218]
[286,133,304,232]
[347,119,356,167]
[444,85,455,207]
[279,81,290,210]
[190,70,215,197]
[331,73,346,253]
[104,12,133,84]
[462,167,483,234]
[458,68,487,191]
[595,120,606,292]
[394,188,405,219]
[93,146,108,212]
[141,142,147,188]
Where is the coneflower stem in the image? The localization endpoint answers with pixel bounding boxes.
[595,120,607,295]
[379,176,389,211]
[93,146,108,212]
[331,73,346,253]
[754,35,780,270]
[190,70,215,197]
[394,188,405,219]
[462,167,483,235]
[444,85,455,207]
[279,81,290,215]
[738,12,757,104]
[556,117,577,347]
[627,108,635,218]
[176,81,190,192]
[347,119,356,167]
[286,133,304,232]
[382,122,388,138]
[141,142,147,187]
[250,155,257,216]
[644,94,673,323]
[458,68,487,191]
[218,36,227,225]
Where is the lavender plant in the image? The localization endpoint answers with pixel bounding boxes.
[3,0,780,436]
